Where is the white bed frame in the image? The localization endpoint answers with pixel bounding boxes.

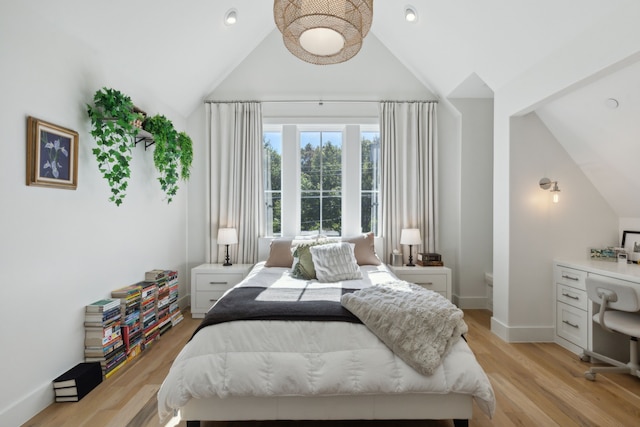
[184,238,472,427]
[181,393,472,426]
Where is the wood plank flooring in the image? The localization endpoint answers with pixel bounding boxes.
[23,309,640,427]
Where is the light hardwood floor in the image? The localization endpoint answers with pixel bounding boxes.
[23,309,640,427]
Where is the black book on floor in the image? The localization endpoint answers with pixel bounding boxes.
[52,362,102,402]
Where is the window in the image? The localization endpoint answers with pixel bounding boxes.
[263,124,379,237]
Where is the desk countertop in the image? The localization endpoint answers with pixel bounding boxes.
[555,258,640,282]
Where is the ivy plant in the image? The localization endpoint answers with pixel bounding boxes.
[144,115,193,203]
[87,88,141,206]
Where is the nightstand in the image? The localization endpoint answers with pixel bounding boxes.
[388,264,452,301]
[190,263,253,318]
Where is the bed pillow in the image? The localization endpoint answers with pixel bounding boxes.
[264,238,294,268]
[310,242,363,282]
[342,232,381,266]
[291,242,326,280]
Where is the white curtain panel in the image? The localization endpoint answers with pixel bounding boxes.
[379,101,437,263]
[208,102,265,264]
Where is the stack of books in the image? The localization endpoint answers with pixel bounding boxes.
[84,298,127,379]
[111,283,143,361]
[154,272,172,336]
[166,270,183,327]
[52,362,102,402]
[141,281,159,349]
[416,252,444,267]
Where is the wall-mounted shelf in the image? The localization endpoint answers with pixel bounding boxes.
[134,129,155,150]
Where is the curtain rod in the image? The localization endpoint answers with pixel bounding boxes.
[205,99,438,104]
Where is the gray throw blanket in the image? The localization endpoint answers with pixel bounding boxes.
[341,280,468,376]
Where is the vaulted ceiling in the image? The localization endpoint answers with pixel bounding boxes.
[10,0,640,216]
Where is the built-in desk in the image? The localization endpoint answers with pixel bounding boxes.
[554,259,640,363]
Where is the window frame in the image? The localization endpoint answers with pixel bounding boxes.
[263,123,379,237]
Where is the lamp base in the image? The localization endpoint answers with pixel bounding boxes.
[407,245,416,267]
[223,245,232,267]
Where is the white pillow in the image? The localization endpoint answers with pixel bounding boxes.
[310,242,362,282]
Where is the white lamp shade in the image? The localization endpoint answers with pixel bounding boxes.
[217,228,238,245]
[400,228,422,246]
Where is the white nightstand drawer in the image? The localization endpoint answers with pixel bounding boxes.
[556,284,588,311]
[193,290,228,312]
[195,273,244,291]
[556,301,588,349]
[399,273,447,292]
[556,266,586,290]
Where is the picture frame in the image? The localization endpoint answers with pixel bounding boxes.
[621,230,640,261]
[26,116,78,190]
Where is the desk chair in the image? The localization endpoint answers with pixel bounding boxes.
[583,276,640,381]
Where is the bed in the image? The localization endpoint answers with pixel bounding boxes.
[157,237,495,426]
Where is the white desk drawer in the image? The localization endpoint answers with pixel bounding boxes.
[556,302,588,349]
[556,284,588,311]
[195,273,243,291]
[556,266,586,290]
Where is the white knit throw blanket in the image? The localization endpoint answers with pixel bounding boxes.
[341,280,468,376]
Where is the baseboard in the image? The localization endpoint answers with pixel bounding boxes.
[455,295,488,309]
[490,316,554,343]
[0,381,53,427]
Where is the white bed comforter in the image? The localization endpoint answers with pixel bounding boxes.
[157,264,495,419]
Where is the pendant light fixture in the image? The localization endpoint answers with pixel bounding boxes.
[274,0,374,65]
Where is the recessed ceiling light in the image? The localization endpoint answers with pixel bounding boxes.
[224,9,237,26]
[405,5,418,23]
[606,98,619,109]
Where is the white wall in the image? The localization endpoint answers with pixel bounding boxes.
[0,5,189,425]
[506,113,617,341]
[449,99,494,308]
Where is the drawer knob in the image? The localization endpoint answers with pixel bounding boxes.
[209,281,228,285]
[561,292,579,300]
[562,320,579,329]
[562,274,579,281]
[420,282,433,286]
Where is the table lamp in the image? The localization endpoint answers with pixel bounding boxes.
[217,228,238,266]
[400,228,421,267]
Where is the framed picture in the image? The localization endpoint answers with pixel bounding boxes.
[26,116,78,190]
[622,230,640,261]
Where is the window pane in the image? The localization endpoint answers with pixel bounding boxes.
[322,193,342,236]
[264,131,282,236]
[361,131,380,234]
[301,193,320,234]
[321,132,342,192]
[300,131,342,235]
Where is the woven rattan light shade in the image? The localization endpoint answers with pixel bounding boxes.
[274,0,373,65]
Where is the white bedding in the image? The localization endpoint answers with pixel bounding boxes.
[157,263,495,420]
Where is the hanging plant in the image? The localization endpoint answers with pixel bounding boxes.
[87,87,142,206]
[144,115,192,203]
[177,131,193,181]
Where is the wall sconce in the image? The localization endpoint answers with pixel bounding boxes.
[539,177,560,203]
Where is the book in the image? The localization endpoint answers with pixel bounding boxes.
[86,298,120,313]
[52,362,102,402]
[145,269,166,281]
[56,395,81,402]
